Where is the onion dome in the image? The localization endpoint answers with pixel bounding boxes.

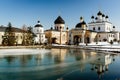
[106,15,109,18]
[113,26,115,28]
[97,11,102,15]
[54,16,65,24]
[66,27,69,30]
[91,16,94,19]
[80,16,83,20]
[75,21,86,28]
[95,17,98,20]
[102,14,105,17]
[34,21,43,27]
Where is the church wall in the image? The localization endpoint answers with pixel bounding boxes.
[90,32,97,43]
[15,32,24,45]
[55,24,65,31]
[97,33,114,42]
[105,22,112,32]
[45,30,67,44]
[33,27,44,34]
[114,32,119,41]
[0,32,5,45]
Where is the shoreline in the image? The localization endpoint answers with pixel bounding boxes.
[0,45,120,53]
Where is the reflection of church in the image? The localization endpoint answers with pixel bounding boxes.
[90,53,116,79]
[51,49,67,63]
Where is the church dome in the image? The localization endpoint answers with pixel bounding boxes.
[102,14,105,17]
[75,21,86,28]
[97,11,102,15]
[34,21,43,27]
[54,16,65,24]
[95,17,98,20]
[106,15,109,18]
[91,16,94,19]
[113,26,115,28]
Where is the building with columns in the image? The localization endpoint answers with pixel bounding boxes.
[45,16,69,44]
[33,21,46,44]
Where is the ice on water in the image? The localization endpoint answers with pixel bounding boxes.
[0,48,51,56]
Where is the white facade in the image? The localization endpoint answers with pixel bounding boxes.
[55,24,65,31]
[88,11,119,42]
[33,21,46,44]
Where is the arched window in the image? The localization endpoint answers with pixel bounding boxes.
[99,35,100,37]
[93,27,95,30]
[98,27,100,31]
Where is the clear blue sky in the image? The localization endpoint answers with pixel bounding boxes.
[0,0,120,30]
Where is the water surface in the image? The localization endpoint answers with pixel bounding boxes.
[0,48,119,80]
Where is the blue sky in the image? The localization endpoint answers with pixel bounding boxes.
[0,0,120,30]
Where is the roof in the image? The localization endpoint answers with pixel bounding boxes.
[0,26,27,32]
[34,21,43,27]
[98,31,119,33]
[45,29,66,32]
[97,11,102,15]
[54,16,65,24]
[75,21,87,28]
[71,28,97,33]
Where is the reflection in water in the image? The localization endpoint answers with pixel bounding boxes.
[0,49,119,80]
[20,55,33,66]
[5,56,16,64]
[52,49,67,63]
[90,53,117,80]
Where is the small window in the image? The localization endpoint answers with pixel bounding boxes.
[21,36,22,39]
[98,27,100,30]
[93,27,95,30]
[57,27,58,30]
[37,30,39,32]
[99,35,100,37]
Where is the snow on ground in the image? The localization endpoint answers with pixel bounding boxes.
[0,49,51,56]
[52,42,120,52]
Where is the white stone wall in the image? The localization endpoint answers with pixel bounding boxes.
[88,22,112,32]
[114,32,119,41]
[97,33,115,42]
[33,27,46,44]
[54,24,65,31]
[33,27,44,34]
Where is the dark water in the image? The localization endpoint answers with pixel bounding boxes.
[0,48,120,80]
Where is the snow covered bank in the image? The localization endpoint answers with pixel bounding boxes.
[52,42,120,52]
[0,49,51,56]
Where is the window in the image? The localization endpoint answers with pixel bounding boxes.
[40,29,42,32]
[37,30,39,32]
[98,27,100,31]
[99,35,100,37]
[93,27,95,30]
[21,36,22,39]
[57,27,58,30]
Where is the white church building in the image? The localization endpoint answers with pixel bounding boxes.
[69,11,120,45]
[33,21,46,44]
[88,11,119,42]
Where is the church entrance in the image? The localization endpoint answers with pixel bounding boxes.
[74,35,81,45]
[52,38,57,44]
[86,37,90,43]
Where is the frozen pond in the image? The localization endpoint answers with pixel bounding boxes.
[0,48,119,80]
